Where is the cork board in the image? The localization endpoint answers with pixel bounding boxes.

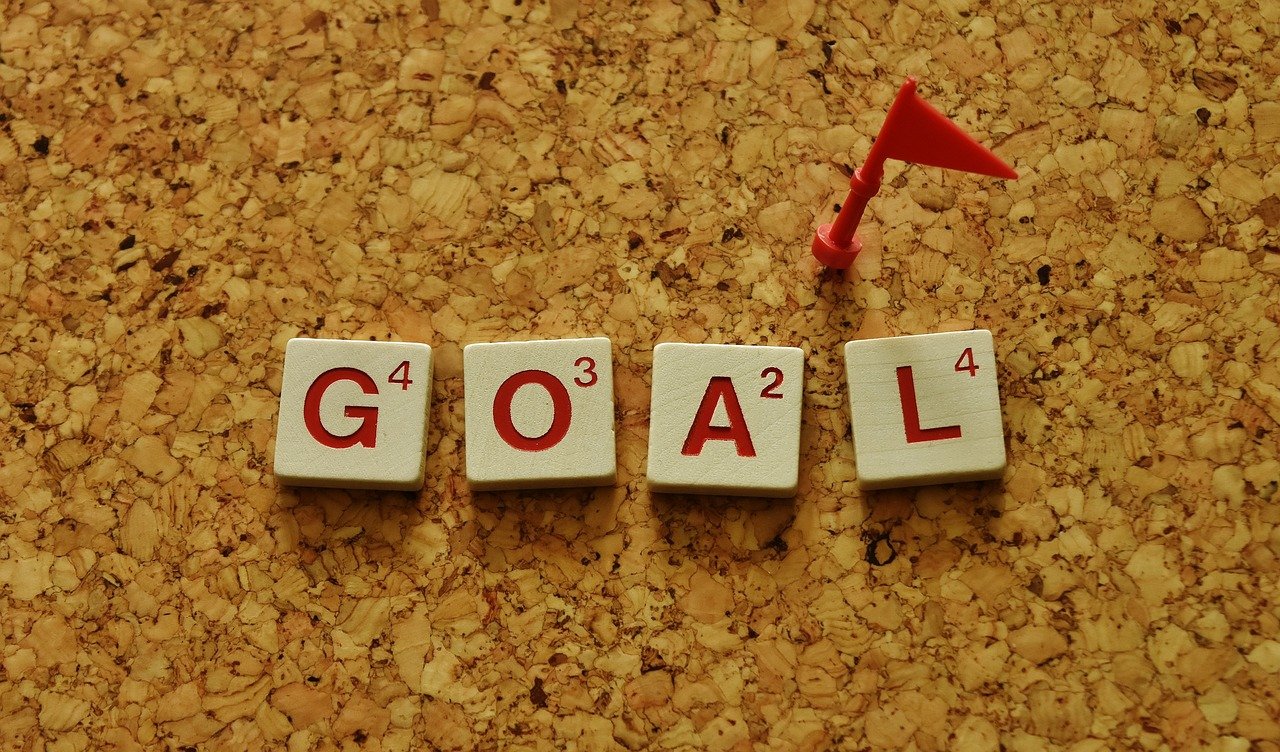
[2,0,1279,749]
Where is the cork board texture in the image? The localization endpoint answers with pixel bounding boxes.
[2,0,1279,749]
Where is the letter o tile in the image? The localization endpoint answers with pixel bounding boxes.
[463,337,616,491]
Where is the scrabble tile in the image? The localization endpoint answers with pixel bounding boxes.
[464,337,616,490]
[647,343,804,497]
[844,330,1006,490]
[274,338,433,491]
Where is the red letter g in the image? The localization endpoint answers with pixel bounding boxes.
[303,368,379,448]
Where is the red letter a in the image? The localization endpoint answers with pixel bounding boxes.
[681,377,756,457]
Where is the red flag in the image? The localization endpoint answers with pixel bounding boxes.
[811,77,1018,270]
[868,78,1017,179]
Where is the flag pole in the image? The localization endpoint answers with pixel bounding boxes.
[811,78,917,270]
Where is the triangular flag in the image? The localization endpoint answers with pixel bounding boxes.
[869,78,1017,179]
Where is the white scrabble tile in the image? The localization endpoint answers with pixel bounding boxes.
[274,338,433,491]
[844,330,1006,490]
[463,337,616,490]
[647,343,804,497]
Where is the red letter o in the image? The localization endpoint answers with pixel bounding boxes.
[303,368,380,448]
[493,370,572,451]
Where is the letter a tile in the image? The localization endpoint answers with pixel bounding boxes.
[274,338,434,491]
[844,330,1006,489]
[464,337,616,491]
[647,343,804,497]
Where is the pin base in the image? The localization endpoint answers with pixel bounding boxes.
[811,224,862,269]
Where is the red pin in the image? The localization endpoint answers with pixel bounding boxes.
[811,77,1019,270]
